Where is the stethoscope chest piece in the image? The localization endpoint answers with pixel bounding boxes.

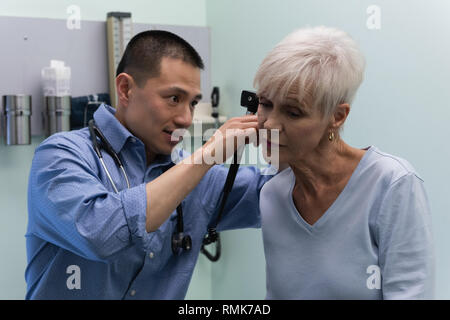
[89,119,192,256]
[169,178,191,256]
[172,232,192,255]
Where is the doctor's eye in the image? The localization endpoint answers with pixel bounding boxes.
[190,100,199,108]
[169,95,180,104]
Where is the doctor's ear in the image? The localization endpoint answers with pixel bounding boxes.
[115,73,135,108]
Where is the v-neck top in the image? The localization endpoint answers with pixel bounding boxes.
[260,146,435,299]
[288,147,371,232]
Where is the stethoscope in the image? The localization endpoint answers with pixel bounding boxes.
[88,119,192,255]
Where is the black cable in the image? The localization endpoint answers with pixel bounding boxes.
[201,90,259,262]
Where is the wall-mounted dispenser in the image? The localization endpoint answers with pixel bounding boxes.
[41,60,72,137]
[43,96,71,137]
[2,94,32,145]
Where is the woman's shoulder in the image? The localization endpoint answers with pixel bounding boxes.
[361,146,424,185]
[260,166,294,196]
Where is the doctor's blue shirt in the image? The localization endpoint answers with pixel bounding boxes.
[25,104,272,299]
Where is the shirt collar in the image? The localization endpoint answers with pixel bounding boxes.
[151,147,188,169]
[92,104,187,167]
[93,104,134,154]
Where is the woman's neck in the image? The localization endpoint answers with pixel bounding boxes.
[289,140,364,198]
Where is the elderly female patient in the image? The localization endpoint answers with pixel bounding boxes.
[255,26,434,299]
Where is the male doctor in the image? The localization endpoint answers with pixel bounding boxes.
[25,30,271,299]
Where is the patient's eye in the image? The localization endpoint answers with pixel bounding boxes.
[287,112,300,118]
[283,105,303,118]
[259,98,273,108]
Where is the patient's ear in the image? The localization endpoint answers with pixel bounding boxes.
[331,103,350,130]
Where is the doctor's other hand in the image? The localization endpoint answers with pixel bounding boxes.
[201,115,259,165]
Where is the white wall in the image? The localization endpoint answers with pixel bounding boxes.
[0,0,206,25]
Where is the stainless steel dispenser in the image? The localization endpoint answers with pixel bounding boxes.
[44,96,71,137]
[2,95,32,145]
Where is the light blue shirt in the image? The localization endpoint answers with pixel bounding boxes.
[25,104,272,299]
[260,146,434,299]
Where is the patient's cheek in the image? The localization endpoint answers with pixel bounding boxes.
[257,113,266,129]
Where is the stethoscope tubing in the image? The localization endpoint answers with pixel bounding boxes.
[89,119,190,255]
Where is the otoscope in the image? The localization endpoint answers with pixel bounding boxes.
[211,87,220,129]
[200,87,222,261]
[200,90,259,262]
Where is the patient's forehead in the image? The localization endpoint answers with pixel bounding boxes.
[261,84,314,110]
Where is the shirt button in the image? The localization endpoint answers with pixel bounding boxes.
[130,289,136,296]
[149,252,155,259]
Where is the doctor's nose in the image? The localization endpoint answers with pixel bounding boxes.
[173,105,193,128]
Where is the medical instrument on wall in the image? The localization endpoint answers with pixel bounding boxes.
[211,87,220,129]
[200,90,259,262]
[41,60,72,137]
[2,94,32,145]
[71,93,110,130]
[106,12,133,108]
[41,60,71,97]
[43,96,71,137]
[84,98,103,128]
[88,119,191,255]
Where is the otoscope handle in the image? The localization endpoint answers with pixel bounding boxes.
[201,231,221,262]
[201,91,257,262]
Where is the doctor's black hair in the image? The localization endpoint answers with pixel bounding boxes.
[116,30,204,87]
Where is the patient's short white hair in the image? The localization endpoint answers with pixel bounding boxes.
[254,26,365,118]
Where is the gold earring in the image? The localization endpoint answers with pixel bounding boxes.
[328,131,335,141]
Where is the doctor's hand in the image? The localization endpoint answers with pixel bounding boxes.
[145,114,258,232]
[201,115,259,165]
